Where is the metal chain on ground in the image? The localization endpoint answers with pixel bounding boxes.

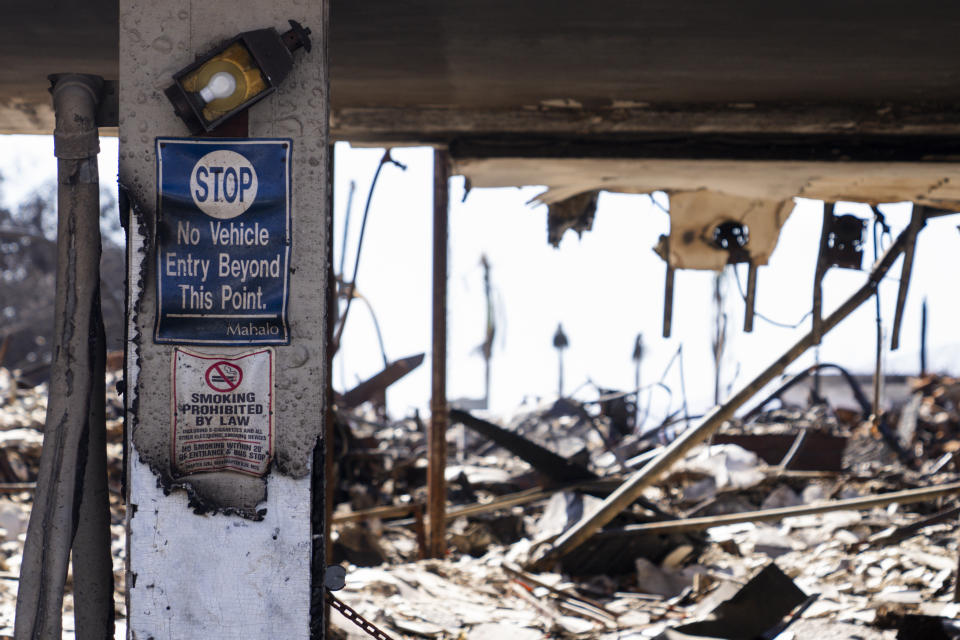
[326,591,396,640]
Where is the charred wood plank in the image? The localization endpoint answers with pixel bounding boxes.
[449,408,597,484]
[341,353,425,409]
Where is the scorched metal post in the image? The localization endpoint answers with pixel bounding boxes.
[428,149,450,558]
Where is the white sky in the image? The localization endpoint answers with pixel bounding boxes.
[2,136,958,427]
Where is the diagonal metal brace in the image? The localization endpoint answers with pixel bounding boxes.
[811,201,835,344]
[890,205,926,350]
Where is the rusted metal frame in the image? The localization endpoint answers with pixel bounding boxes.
[743,260,758,333]
[812,201,834,345]
[591,481,960,537]
[333,503,417,524]
[16,73,114,640]
[411,503,428,559]
[334,477,621,526]
[662,235,675,338]
[427,148,450,558]
[531,217,923,569]
[890,205,926,350]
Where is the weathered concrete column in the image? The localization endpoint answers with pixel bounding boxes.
[120,2,329,638]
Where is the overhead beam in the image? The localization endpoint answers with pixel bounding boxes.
[332,103,960,146]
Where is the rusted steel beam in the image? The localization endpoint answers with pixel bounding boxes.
[331,478,623,526]
[530,216,923,570]
[427,149,450,558]
[412,503,428,560]
[596,481,960,537]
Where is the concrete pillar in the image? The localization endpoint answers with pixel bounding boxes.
[119,2,329,637]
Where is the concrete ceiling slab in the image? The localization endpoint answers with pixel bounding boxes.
[4,2,960,136]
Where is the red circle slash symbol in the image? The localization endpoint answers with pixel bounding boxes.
[205,361,243,392]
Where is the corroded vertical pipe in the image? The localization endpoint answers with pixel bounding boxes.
[920,298,928,376]
[427,149,450,558]
[16,73,113,640]
[743,260,757,333]
[662,235,674,338]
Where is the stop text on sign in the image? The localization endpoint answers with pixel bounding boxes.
[189,149,259,219]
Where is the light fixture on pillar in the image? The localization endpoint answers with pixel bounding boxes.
[164,19,312,134]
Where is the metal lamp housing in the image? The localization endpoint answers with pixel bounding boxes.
[165,20,311,134]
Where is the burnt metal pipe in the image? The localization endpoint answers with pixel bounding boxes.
[742,362,872,422]
[15,74,114,640]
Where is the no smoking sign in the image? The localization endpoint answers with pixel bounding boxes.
[172,347,274,477]
[205,361,243,392]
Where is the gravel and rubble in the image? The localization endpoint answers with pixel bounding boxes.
[2,366,960,639]
[328,376,960,639]
[0,367,126,639]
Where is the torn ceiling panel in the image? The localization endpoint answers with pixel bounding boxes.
[454,156,960,269]
[656,192,793,270]
[547,191,599,247]
[453,157,960,208]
